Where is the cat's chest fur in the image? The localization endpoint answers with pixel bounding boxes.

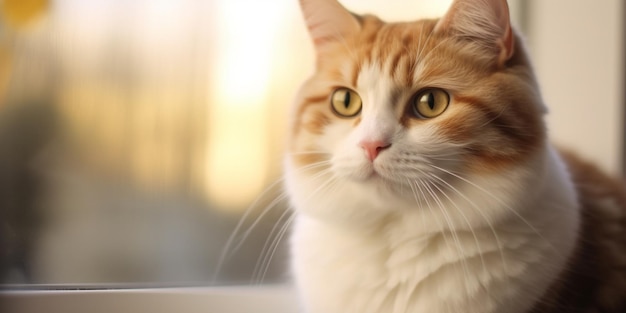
[288,147,580,313]
[292,217,530,313]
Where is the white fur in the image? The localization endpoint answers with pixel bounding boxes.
[287,146,579,313]
[285,64,580,312]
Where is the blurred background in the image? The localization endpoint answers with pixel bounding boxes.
[0,0,623,287]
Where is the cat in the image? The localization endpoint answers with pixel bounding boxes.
[284,0,626,312]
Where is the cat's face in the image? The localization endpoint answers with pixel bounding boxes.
[286,0,546,223]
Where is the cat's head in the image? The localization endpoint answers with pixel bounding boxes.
[286,0,547,225]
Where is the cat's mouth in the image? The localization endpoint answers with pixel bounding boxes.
[356,164,399,185]
[339,161,387,184]
[365,169,383,180]
[357,161,431,188]
[332,154,421,187]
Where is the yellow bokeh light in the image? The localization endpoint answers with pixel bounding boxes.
[0,44,10,102]
[1,0,49,29]
[205,1,287,210]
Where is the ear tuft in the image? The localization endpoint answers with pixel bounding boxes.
[435,0,514,64]
[299,0,361,51]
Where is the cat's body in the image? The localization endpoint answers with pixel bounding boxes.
[285,0,626,312]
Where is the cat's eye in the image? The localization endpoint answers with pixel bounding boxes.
[412,88,450,118]
[331,88,362,118]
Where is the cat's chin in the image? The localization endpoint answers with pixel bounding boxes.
[344,165,390,184]
[347,171,389,187]
[345,163,418,187]
[344,170,412,198]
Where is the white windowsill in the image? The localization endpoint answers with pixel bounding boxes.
[1,285,299,313]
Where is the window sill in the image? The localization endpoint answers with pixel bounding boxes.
[1,285,299,313]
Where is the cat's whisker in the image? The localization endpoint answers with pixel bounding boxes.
[228,193,289,259]
[424,149,465,159]
[252,165,339,284]
[413,154,461,166]
[256,213,296,285]
[212,176,288,283]
[417,38,449,67]
[424,171,510,280]
[428,157,458,163]
[305,167,337,188]
[288,151,332,157]
[410,178,463,299]
[421,180,474,296]
[414,178,472,296]
[292,160,333,169]
[213,160,332,283]
[477,102,510,129]
[413,179,449,246]
[406,179,428,231]
[252,161,335,284]
[252,206,294,284]
[253,170,337,284]
[415,26,436,65]
[421,172,490,285]
[429,164,558,254]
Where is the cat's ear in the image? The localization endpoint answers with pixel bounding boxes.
[435,0,514,65]
[299,0,361,51]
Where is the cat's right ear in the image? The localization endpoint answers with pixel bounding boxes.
[435,0,514,66]
[299,0,361,51]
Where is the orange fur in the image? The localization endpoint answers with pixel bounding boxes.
[289,1,626,312]
[289,15,543,173]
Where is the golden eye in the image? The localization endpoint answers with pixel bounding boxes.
[413,88,450,118]
[331,88,362,118]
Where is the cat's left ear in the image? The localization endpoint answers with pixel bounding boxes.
[435,0,514,65]
[299,0,361,52]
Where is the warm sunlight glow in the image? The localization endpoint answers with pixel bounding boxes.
[1,0,49,29]
[205,1,287,210]
[0,45,11,102]
[203,0,452,210]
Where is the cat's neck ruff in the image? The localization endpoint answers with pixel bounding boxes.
[288,144,580,313]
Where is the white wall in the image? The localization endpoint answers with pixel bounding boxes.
[526,0,623,175]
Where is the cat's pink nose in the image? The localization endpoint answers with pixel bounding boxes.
[359,140,391,161]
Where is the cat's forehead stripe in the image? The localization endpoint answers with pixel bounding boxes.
[350,61,360,87]
[352,17,493,93]
[354,19,441,88]
[388,45,413,87]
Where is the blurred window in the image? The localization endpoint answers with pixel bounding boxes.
[0,0,622,291]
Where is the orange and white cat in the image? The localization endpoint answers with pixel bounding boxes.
[285,0,626,312]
